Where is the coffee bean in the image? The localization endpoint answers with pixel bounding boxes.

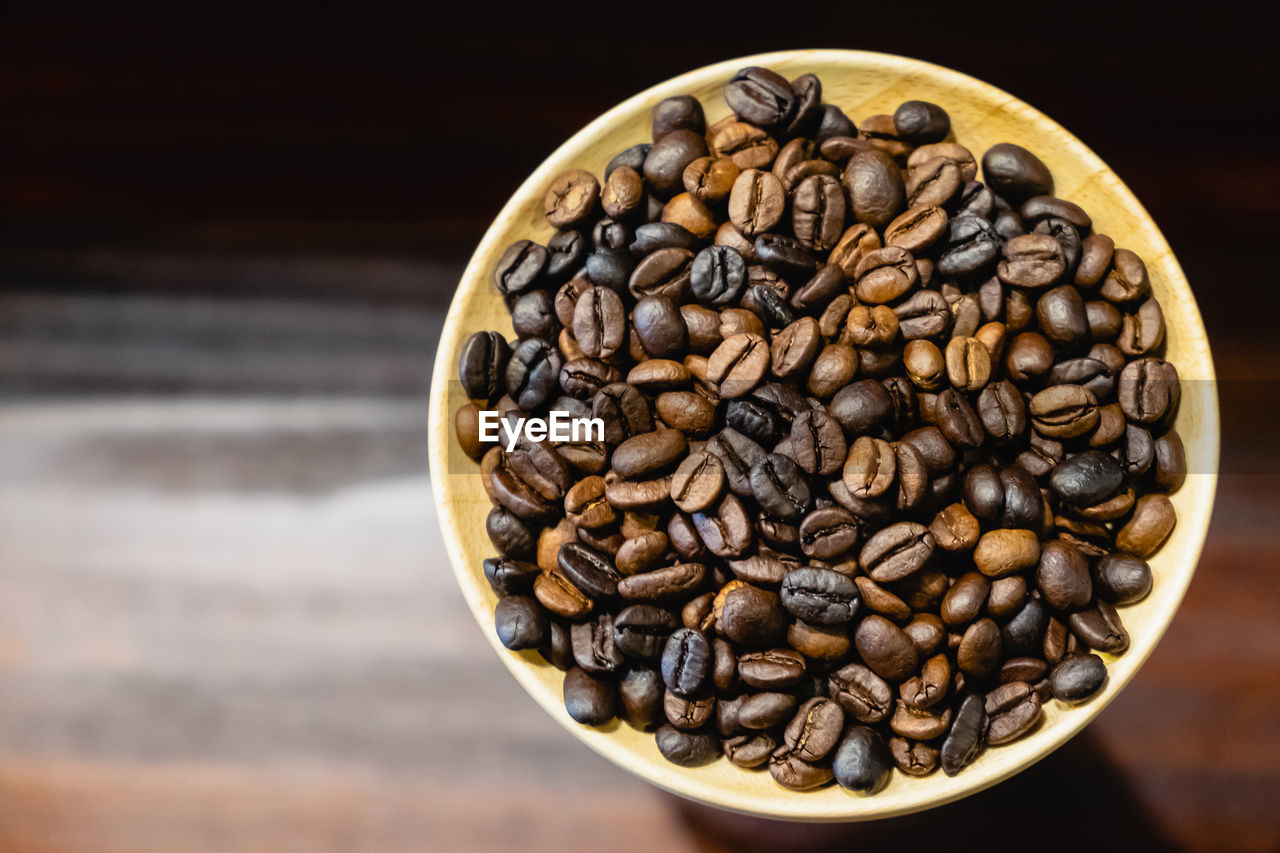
[544,169,600,228]
[458,331,511,402]
[655,724,720,766]
[728,169,785,237]
[1030,384,1100,439]
[563,666,617,725]
[724,732,776,768]
[985,681,1043,744]
[855,615,920,681]
[494,239,548,296]
[749,452,811,520]
[792,174,846,251]
[1036,540,1093,611]
[843,149,906,229]
[652,94,706,140]
[939,693,988,776]
[713,579,785,647]
[572,612,625,674]
[781,567,860,626]
[494,595,548,651]
[799,507,861,561]
[670,451,726,513]
[1118,358,1180,425]
[861,522,935,583]
[739,692,799,730]
[1051,450,1124,506]
[1096,552,1153,604]
[1048,653,1107,704]
[770,747,834,791]
[982,143,1053,203]
[725,66,796,128]
[738,648,807,689]
[957,618,1002,682]
[833,726,893,794]
[617,561,705,603]
[1116,494,1176,557]
[894,100,950,145]
[1100,248,1150,304]
[613,605,679,661]
[644,130,709,198]
[661,628,712,697]
[938,214,1000,277]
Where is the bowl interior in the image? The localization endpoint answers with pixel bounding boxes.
[428,49,1219,820]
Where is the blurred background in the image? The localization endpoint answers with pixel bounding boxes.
[1,6,1277,852]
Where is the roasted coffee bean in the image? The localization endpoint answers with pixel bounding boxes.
[545,229,587,283]
[708,332,769,398]
[941,572,991,628]
[1118,358,1180,424]
[618,667,665,730]
[1036,540,1093,611]
[787,409,845,476]
[652,94,706,141]
[1051,450,1124,506]
[771,317,822,379]
[843,148,906,229]
[544,169,600,228]
[799,507,861,561]
[984,681,1043,744]
[494,595,548,651]
[828,663,893,723]
[670,451,726,513]
[783,697,845,763]
[494,239,548,296]
[854,246,918,305]
[557,542,622,599]
[890,698,952,741]
[655,724,719,766]
[749,453,811,520]
[893,100,949,144]
[833,726,893,794]
[563,667,616,726]
[861,522,935,583]
[738,648,807,689]
[613,605,679,661]
[982,143,1053,203]
[1049,653,1107,704]
[458,331,511,402]
[781,567,860,625]
[894,290,950,341]
[1070,600,1130,654]
[957,618,1002,682]
[1100,248,1150,304]
[906,156,962,208]
[940,693,988,776]
[645,129,710,198]
[713,578,786,647]
[792,173,846,251]
[843,436,897,499]
[738,692,798,730]
[770,747,834,791]
[1030,384,1100,439]
[1117,494,1176,557]
[855,615,920,681]
[938,215,1000,277]
[725,66,796,128]
[572,612,625,674]
[727,169,785,237]
[664,689,715,729]
[618,561,705,603]
[1096,553,1153,605]
[807,344,860,398]
[661,628,712,697]
[573,286,626,359]
[505,338,564,410]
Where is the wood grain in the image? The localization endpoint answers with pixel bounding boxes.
[427,50,1220,820]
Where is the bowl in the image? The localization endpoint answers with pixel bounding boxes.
[427,49,1220,820]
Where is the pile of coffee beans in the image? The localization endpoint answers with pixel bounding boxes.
[455,66,1186,794]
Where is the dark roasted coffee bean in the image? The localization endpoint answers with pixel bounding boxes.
[511,289,559,341]
[781,567,860,626]
[1096,553,1153,604]
[557,542,622,599]
[655,724,719,766]
[724,732,776,768]
[749,453,811,520]
[573,286,626,359]
[705,428,767,496]
[693,493,755,559]
[833,726,893,794]
[937,215,1000,277]
[483,557,539,596]
[957,618,1002,682]
[829,663,893,723]
[606,143,651,179]
[894,290,950,341]
[830,381,893,435]
[1001,598,1047,658]
[652,95,706,140]
[614,605,679,661]
[572,612,625,674]
[486,505,536,559]
[770,746,834,791]
[999,233,1066,289]
[1070,600,1130,653]
[505,338,563,410]
[632,295,689,359]
[644,129,709,198]
[494,239,548,295]
[1052,450,1124,505]
[619,666,664,730]
[612,429,687,478]
[495,595,548,651]
[563,666,616,725]
[1036,540,1093,611]
[788,408,846,476]
[725,66,796,128]
[661,628,711,697]
[630,222,701,258]
[982,143,1053,203]
[894,100,950,144]
[1047,653,1107,704]
[1030,384,1100,439]
[458,331,510,402]
[745,281,796,329]
[940,693,988,776]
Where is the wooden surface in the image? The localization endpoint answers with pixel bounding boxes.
[2,16,1278,853]
[428,50,1219,821]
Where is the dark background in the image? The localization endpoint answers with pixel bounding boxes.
[0,7,1277,852]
